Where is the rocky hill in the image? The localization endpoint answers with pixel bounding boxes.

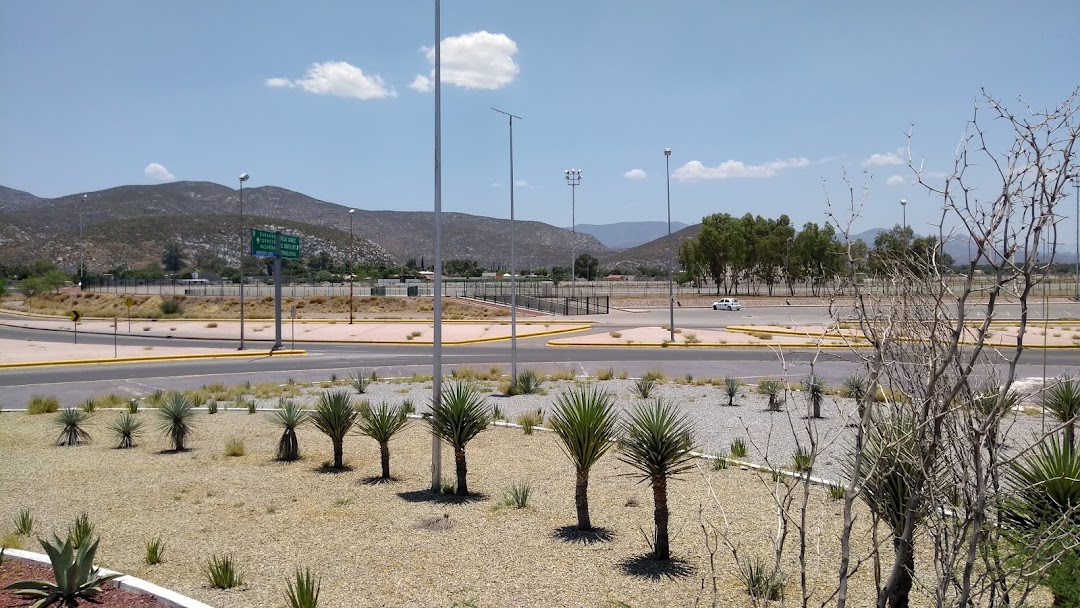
[0,181,609,271]
[599,223,702,268]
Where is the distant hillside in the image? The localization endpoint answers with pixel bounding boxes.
[572,221,689,250]
[0,181,609,271]
[599,223,702,268]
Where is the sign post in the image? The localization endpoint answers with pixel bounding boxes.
[273,231,283,351]
[290,303,297,350]
[69,310,81,344]
[251,228,300,352]
[114,316,118,358]
[124,297,135,332]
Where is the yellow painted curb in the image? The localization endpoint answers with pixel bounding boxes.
[0,349,307,370]
[284,324,593,346]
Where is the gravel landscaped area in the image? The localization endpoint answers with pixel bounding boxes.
[0,377,1055,607]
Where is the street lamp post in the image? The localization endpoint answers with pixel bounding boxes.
[1072,175,1079,301]
[665,148,674,342]
[900,198,907,241]
[80,194,86,286]
[563,169,582,298]
[493,108,522,381]
[238,173,249,350]
[430,0,443,493]
[349,209,355,324]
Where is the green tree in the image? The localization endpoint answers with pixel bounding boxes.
[574,254,599,280]
[311,390,358,469]
[551,266,570,286]
[427,382,490,495]
[161,241,186,273]
[678,239,705,289]
[549,385,619,531]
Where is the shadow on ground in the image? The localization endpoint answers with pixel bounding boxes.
[618,554,696,581]
[552,525,615,545]
[396,489,487,505]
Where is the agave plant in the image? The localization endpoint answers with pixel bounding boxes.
[803,375,827,419]
[758,379,785,412]
[285,567,321,608]
[3,535,120,606]
[53,408,91,447]
[427,381,490,495]
[1043,377,1080,453]
[549,385,619,531]
[350,370,371,394]
[618,399,697,560]
[311,390,358,469]
[511,369,543,395]
[356,401,411,479]
[723,377,744,406]
[108,413,143,449]
[271,398,308,462]
[157,392,196,451]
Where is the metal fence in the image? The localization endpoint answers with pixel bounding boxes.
[467,293,610,315]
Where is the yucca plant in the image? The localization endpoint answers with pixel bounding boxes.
[3,535,120,606]
[127,400,139,414]
[53,408,92,447]
[13,508,33,536]
[739,556,785,601]
[350,370,371,394]
[803,375,827,419]
[157,393,196,451]
[427,381,490,496]
[633,377,657,399]
[207,400,218,414]
[618,399,697,560]
[311,390,357,469]
[145,537,165,565]
[204,554,242,589]
[758,379,785,412]
[511,369,543,395]
[108,413,143,449]
[502,481,532,509]
[549,384,619,531]
[843,373,869,421]
[80,398,97,413]
[792,446,813,473]
[1043,377,1080,453]
[723,377,744,406]
[730,437,749,459]
[1002,434,1080,531]
[67,513,95,550]
[271,398,307,462]
[285,567,321,608]
[356,401,411,479]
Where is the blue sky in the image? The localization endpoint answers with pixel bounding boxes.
[1,1,1077,236]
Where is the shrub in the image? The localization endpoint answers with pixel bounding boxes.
[247,400,257,414]
[516,411,542,434]
[512,369,543,395]
[633,377,657,399]
[157,393,196,451]
[68,513,95,550]
[127,400,139,414]
[54,408,92,446]
[271,399,307,462]
[617,370,629,380]
[427,381,490,495]
[285,567,321,608]
[159,298,183,315]
[27,395,60,415]
[501,481,532,509]
[81,398,97,413]
[356,402,411,479]
[401,399,415,415]
[350,370,371,394]
[1046,550,1080,607]
[108,413,143,449]
[792,446,813,473]
[723,377,744,406]
[609,331,622,339]
[596,368,615,381]
[730,437,749,459]
[207,400,218,414]
[683,332,701,344]
[204,554,242,589]
[311,390,358,469]
[757,379,786,411]
[828,482,846,501]
[5,535,119,606]
[711,452,729,470]
[224,438,246,457]
[739,557,785,601]
[642,369,666,383]
[145,537,165,565]
[491,403,505,421]
[841,373,868,401]
[13,509,33,536]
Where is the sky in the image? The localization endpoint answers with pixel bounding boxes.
[1,1,1078,237]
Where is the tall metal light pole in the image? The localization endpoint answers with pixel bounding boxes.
[349,208,355,324]
[1072,175,1079,301]
[563,169,582,297]
[238,173,249,350]
[80,194,86,285]
[430,0,443,493]
[900,198,907,241]
[665,148,675,342]
[493,108,521,381]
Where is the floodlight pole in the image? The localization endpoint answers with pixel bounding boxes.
[564,169,582,298]
[349,209,355,324]
[1073,176,1079,301]
[238,173,249,350]
[80,194,86,285]
[430,0,443,493]
[493,108,522,380]
[665,148,674,342]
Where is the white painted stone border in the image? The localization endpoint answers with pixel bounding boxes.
[2,548,212,608]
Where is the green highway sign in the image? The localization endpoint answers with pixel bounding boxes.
[251,229,301,260]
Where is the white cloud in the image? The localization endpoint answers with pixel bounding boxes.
[863,151,904,167]
[672,157,810,181]
[266,61,396,100]
[624,169,647,180]
[513,179,529,187]
[410,31,519,92]
[886,175,907,186]
[144,163,175,182]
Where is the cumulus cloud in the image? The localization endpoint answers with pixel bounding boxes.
[144,163,175,182]
[672,157,810,181]
[513,179,529,187]
[266,61,396,100]
[623,169,647,180]
[410,31,519,92]
[886,175,907,186]
[863,150,904,167]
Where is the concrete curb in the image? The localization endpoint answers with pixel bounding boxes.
[2,549,213,608]
[0,349,306,370]
[0,308,587,324]
[547,340,856,349]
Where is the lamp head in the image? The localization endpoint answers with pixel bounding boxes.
[239,173,249,182]
[349,209,355,214]
[900,199,907,205]
[664,148,671,156]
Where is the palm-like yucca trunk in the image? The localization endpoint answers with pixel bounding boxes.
[651,474,670,560]
[455,448,469,495]
[332,438,344,469]
[379,441,391,479]
[278,429,298,461]
[881,536,916,608]
[575,470,592,530]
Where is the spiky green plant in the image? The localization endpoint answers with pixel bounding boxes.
[80,398,97,413]
[1002,434,1080,531]
[13,509,33,536]
[247,400,257,414]
[739,557,785,601]
[730,437,749,459]
[285,567,321,608]
[271,399,307,462]
[427,381,490,495]
[108,413,143,449]
[618,399,697,560]
[3,535,120,607]
[549,384,619,531]
[502,481,532,509]
[127,400,139,414]
[723,377,744,406]
[53,408,91,447]
[145,537,165,565]
[67,513,95,550]
[633,377,657,399]
[207,400,218,414]
[311,390,358,469]
[350,370,371,394]
[757,379,785,412]
[792,446,813,473]
[157,392,196,451]
[204,554,242,589]
[511,369,543,395]
[356,401,411,479]
[516,411,541,434]
[842,373,868,401]
[803,375,827,419]
[1043,377,1080,453]
[828,482,846,501]
[401,399,415,415]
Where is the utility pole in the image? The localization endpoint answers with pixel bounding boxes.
[665,148,674,342]
[430,0,443,493]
